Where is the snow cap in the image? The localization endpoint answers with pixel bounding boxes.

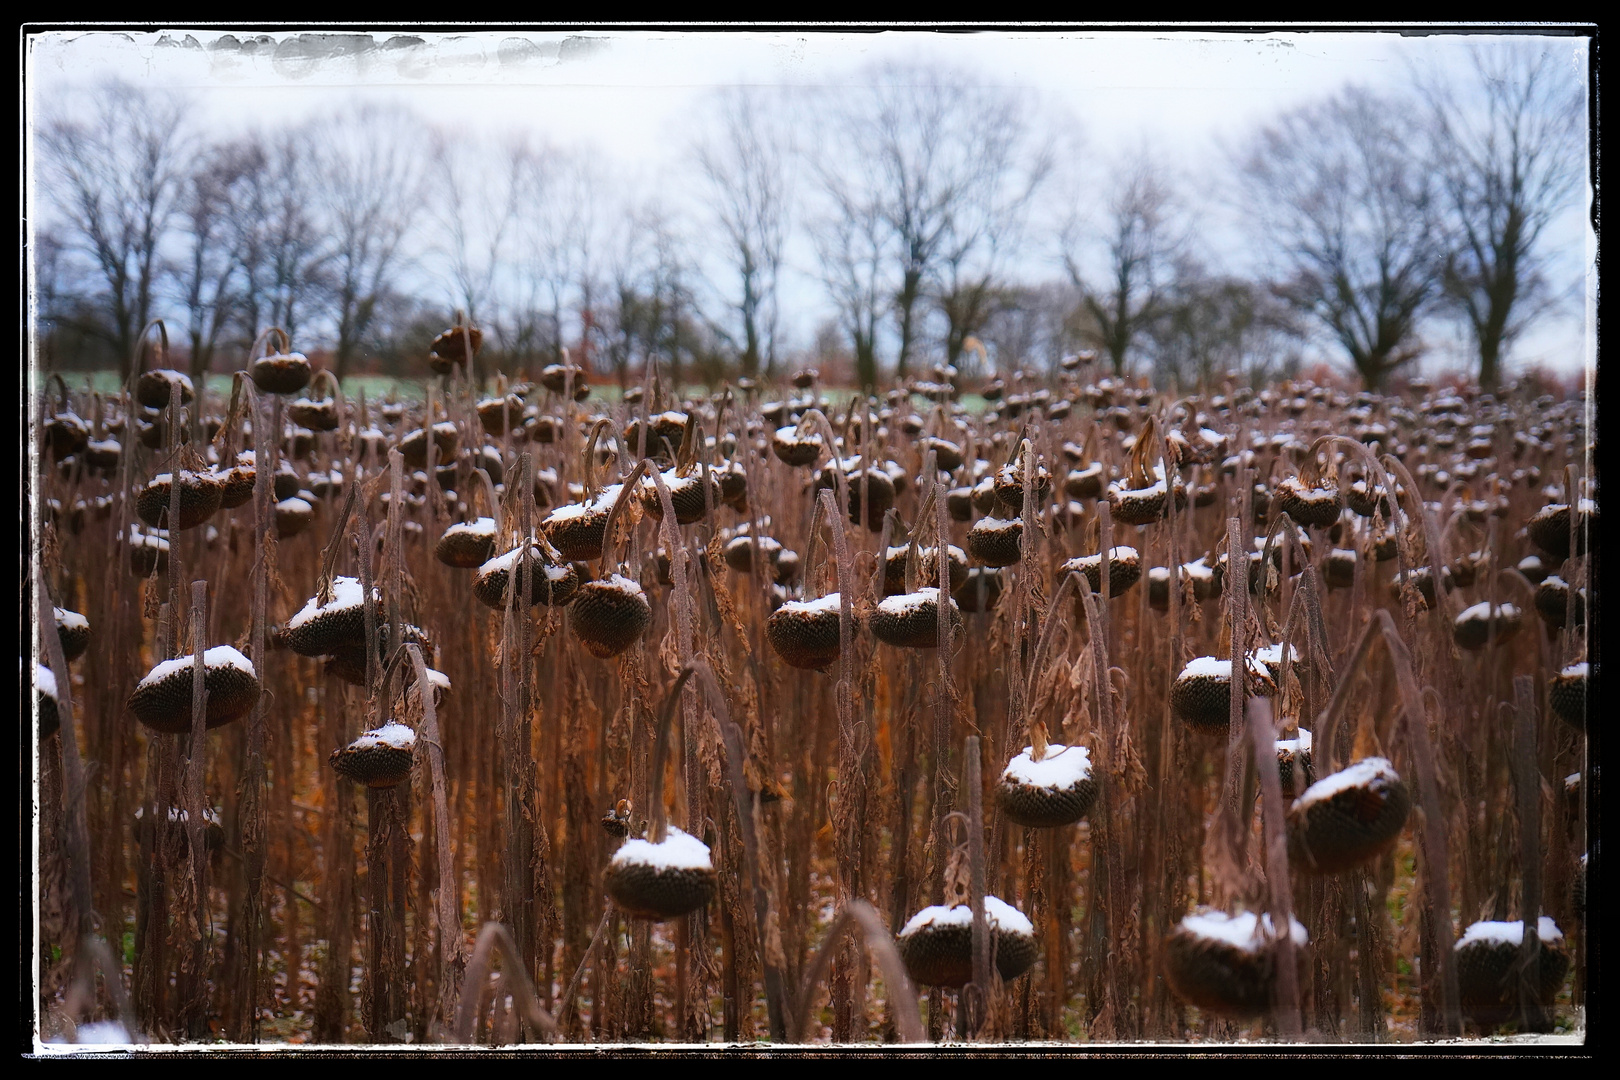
[610,825,713,871]
[1178,909,1308,952]
[1003,743,1092,791]
[137,646,255,688]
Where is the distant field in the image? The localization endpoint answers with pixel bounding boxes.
[41,370,987,412]
[53,371,462,401]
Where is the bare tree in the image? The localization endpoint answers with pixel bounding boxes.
[601,209,650,388]
[38,80,190,379]
[639,204,700,388]
[311,104,426,379]
[1143,258,1305,390]
[820,60,1048,377]
[597,301,631,391]
[569,167,615,379]
[229,129,329,352]
[932,181,1045,371]
[1418,43,1586,390]
[931,125,1052,370]
[812,184,888,389]
[1236,86,1445,390]
[935,269,1004,372]
[1062,154,1183,379]
[34,227,68,334]
[429,131,530,359]
[978,280,1087,377]
[174,141,256,380]
[34,226,107,368]
[503,151,561,373]
[518,150,609,373]
[694,87,792,378]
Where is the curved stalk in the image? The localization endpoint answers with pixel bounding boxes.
[406,641,465,1027]
[475,466,503,537]
[790,900,924,1044]
[581,417,615,504]
[600,458,654,566]
[313,479,360,607]
[646,666,698,844]
[872,508,899,600]
[308,368,340,406]
[247,326,290,364]
[690,660,789,1040]
[212,371,248,461]
[450,922,559,1044]
[1023,570,1084,725]
[800,408,849,531]
[129,317,170,385]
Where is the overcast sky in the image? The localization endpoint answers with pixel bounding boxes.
[24,27,1595,378]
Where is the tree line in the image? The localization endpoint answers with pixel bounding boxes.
[33,45,1586,391]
